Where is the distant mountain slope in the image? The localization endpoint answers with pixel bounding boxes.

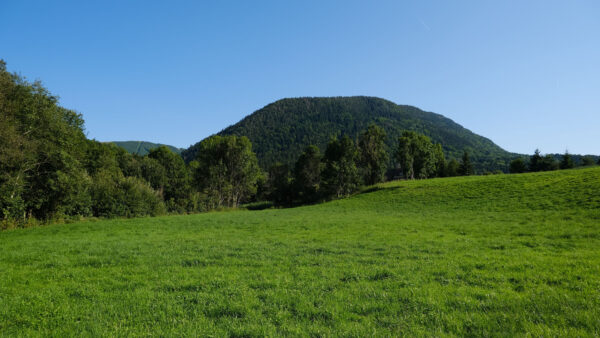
[183,96,517,172]
[111,141,183,156]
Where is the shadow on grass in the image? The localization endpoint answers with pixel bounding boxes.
[358,184,403,195]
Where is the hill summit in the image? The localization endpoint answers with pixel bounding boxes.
[183,97,515,172]
[111,141,183,156]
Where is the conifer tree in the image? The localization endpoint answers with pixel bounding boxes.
[560,151,575,170]
[459,151,474,176]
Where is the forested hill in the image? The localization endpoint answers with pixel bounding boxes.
[111,141,183,155]
[182,96,516,172]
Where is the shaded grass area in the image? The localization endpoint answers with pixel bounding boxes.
[1,168,599,336]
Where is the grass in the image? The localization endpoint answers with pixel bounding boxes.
[1,167,599,336]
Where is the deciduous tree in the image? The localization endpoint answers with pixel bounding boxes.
[395,131,438,179]
[322,136,360,198]
[509,158,527,173]
[358,125,388,185]
[193,135,262,208]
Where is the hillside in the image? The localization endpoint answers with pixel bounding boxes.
[183,97,517,172]
[111,141,183,155]
[1,167,599,335]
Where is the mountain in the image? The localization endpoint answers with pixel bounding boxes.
[111,141,183,156]
[183,96,517,172]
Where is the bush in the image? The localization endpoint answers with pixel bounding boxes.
[121,176,166,217]
[91,171,165,218]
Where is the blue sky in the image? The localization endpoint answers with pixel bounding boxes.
[1,0,599,154]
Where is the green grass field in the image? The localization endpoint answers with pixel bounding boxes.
[1,168,599,336]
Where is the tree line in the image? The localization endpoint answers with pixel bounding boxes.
[263,127,475,206]
[0,61,260,228]
[509,149,599,174]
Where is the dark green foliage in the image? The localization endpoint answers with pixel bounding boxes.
[529,149,543,172]
[292,145,323,203]
[321,136,361,197]
[0,59,90,221]
[357,125,388,185]
[445,158,459,177]
[433,143,447,177]
[183,97,516,173]
[83,140,122,176]
[0,61,201,225]
[509,158,528,173]
[459,151,474,176]
[559,151,575,170]
[140,157,168,192]
[530,150,559,172]
[529,149,545,172]
[90,170,165,218]
[266,163,292,206]
[546,153,599,166]
[111,141,183,155]
[192,135,262,208]
[396,131,439,179]
[581,156,595,166]
[543,155,559,171]
[147,146,192,213]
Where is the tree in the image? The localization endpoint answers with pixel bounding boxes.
[293,145,322,203]
[193,135,262,208]
[0,59,182,224]
[266,163,291,206]
[509,158,527,173]
[322,136,361,198]
[395,131,438,179]
[530,150,558,172]
[0,111,32,221]
[445,159,459,177]
[581,156,595,166]
[529,149,543,172]
[540,155,559,171]
[433,143,446,177]
[90,170,165,218]
[459,151,474,176]
[141,157,168,197]
[148,146,192,213]
[0,59,92,221]
[358,125,388,185]
[560,151,575,170]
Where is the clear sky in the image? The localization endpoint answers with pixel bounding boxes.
[1,0,599,154]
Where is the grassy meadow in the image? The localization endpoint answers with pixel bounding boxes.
[1,167,599,336]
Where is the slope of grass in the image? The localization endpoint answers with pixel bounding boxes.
[1,167,599,336]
